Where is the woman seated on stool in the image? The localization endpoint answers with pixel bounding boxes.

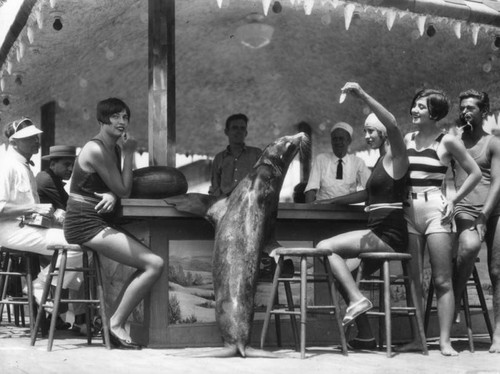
[64,98,164,349]
[315,82,410,335]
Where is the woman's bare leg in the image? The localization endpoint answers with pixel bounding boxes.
[84,227,164,340]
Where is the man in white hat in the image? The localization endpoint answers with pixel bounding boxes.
[305,122,371,202]
[0,118,82,312]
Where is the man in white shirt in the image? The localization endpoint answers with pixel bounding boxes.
[305,122,371,203]
[0,118,82,306]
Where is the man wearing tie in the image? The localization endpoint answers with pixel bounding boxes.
[305,122,371,203]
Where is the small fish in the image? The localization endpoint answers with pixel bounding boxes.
[339,92,346,104]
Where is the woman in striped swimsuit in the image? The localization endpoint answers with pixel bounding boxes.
[315,82,409,330]
[402,89,481,356]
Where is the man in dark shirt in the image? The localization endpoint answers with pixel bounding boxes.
[209,113,262,197]
[36,145,76,212]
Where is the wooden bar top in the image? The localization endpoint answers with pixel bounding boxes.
[120,199,367,221]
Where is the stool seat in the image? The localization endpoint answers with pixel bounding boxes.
[260,248,348,358]
[47,244,86,252]
[275,247,332,256]
[358,252,412,261]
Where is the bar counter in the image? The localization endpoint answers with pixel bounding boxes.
[117,199,368,348]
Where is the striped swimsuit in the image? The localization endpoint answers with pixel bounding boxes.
[404,132,452,235]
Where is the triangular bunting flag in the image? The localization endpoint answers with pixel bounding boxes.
[263,0,272,16]
[386,9,396,31]
[417,15,426,36]
[471,24,480,45]
[344,3,355,30]
[453,21,461,39]
[304,0,314,15]
[216,0,223,9]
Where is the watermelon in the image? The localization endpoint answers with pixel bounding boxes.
[131,166,188,199]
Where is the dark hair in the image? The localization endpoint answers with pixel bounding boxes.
[4,117,33,139]
[225,113,248,130]
[459,89,490,114]
[410,88,449,121]
[96,98,131,124]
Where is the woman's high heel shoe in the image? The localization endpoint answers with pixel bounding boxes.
[108,331,142,350]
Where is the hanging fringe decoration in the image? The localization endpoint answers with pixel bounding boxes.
[27,25,35,44]
[453,21,461,39]
[471,24,480,46]
[6,59,13,75]
[304,0,314,15]
[262,0,271,16]
[386,9,396,31]
[344,3,355,30]
[34,7,43,29]
[417,15,427,36]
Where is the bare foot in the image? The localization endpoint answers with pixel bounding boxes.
[440,341,458,356]
[489,336,500,353]
[394,340,424,353]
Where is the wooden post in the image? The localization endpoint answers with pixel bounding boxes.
[148,0,176,167]
[40,101,56,170]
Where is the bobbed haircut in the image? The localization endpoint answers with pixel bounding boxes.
[96,98,131,124]
[225,113,248,130]
[410,88,449,121]
[459,89,490,114]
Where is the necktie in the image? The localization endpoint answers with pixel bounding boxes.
[336,159,343,180]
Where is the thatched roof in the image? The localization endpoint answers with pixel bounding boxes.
[1,0,500,157]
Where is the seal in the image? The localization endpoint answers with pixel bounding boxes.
[165,132,309,357]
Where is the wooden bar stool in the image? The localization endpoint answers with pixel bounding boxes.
[260,247,348,358]
[0,247,36,330]
[30,244,111,351]
[424,259,493,352]
[356,252,428,358]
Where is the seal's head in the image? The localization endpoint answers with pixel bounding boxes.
[255,132,310,177]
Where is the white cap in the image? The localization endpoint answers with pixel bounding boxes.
[364,113,387,136]
[9,125,43,139]
[330,122,353,137]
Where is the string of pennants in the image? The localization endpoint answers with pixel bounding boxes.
[215,0,500,46]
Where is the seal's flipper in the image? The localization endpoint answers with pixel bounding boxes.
[165,193,218,218]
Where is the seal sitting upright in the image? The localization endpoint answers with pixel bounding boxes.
[166,132,309,357]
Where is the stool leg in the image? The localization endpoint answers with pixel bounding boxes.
[404,260,428,355]
[424,280,434,334]
[283,280,299,351]
[299,255,307,359]
[472,265,494,340]
[383,260,392,358]
[323,256,348,356]
[47,250,68,352]
[260,256,283,349]
[462,287,474,352]
[0,256,13,321]
[82,251,93,345]
[93,252,111,349]
[31,252,58,345]
[25,255,35,332]
[273,290,282,347]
